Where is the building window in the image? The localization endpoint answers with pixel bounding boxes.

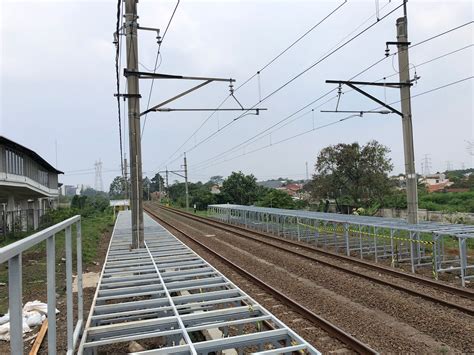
[5,149,24,176]
[39,170,49,186]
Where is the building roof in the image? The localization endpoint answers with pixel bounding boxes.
[427,181,451,193]
[285,183,303,191]
[110,199,130,207]
[0,135,63,174]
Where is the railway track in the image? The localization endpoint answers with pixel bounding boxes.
[154,204,474,316]
[145,206,378,355]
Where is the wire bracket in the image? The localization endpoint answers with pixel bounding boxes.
[325,80,408,117]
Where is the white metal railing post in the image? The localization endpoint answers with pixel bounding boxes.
[65,225,74,354]
[344,224,349,256]
[8,253,23,355]
[47,234,56,355]
[296,218,300,241]
[76,220,84,344]
[459,237,466,287]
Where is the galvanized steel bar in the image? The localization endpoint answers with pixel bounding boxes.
[47,234,57,355]
[65,225,74,354]
[8,254,23,355]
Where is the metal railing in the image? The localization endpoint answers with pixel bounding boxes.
[208,204,474,287]
[0,215,83,355]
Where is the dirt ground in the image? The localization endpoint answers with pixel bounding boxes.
[0,226,112,355]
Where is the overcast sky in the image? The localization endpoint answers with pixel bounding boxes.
[1,0,472,190]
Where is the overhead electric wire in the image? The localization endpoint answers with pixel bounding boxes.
[190,33,473,171]
[155,0,349,170]
[155,6,471,176]
[141,0,181,139]
[235,0,348,91]
[175,2,405,160]
[192,41,474,170]
[190,75,473,172]
[191,93,337,169]
[410,20,473,50]
[189,2,408,170]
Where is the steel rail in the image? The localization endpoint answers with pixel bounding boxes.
[145,206,379,355]
[154,204,474,316]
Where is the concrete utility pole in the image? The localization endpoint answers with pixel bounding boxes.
[124,156,129,200]
[396,11,418,225]
[125,0,144,247]
[184,153,189,211]
[165,167,169,197]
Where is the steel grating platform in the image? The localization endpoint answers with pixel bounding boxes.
[78,211,319,354]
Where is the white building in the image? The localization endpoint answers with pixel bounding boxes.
[0,136,62,234]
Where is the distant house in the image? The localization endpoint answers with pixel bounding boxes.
[277,183,304,198]
[0,135,62,234]
[258,179,284,189]
[390,174,406,190]
[210,185,221,194]
[421,173,453,193]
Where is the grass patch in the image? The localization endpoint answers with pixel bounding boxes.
[167,204,209,218]
[0,209,113,314]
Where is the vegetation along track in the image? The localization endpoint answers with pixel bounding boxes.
[144,206,378,354]
[145,203,474,353]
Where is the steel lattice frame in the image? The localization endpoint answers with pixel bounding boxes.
[78,211,319,354]
[208,204,474,287]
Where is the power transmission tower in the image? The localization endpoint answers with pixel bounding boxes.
[124,0,144,248]
[445,160,453,171]
[466,140,473,156]
[421,154,432,176]
[94,160,103,192]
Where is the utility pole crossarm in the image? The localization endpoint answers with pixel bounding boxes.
[141,80,213,116]
[128,70,266,116]
[124,70,235,82]
[325,80,404,117]
[158,170,185,179]
[152,108,268,112]
[326,80,412,88]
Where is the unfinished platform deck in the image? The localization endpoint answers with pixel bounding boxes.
[78,211,318,354]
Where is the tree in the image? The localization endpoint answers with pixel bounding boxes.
[310,140,393,211]
[208,175,224,186]
[109,176,128,199]
[257,189,295,209]
[220,171,263,205]
[150,173,165,192]
[191,189,216,210]
[82,187,98,196]
[71,195,87,209]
